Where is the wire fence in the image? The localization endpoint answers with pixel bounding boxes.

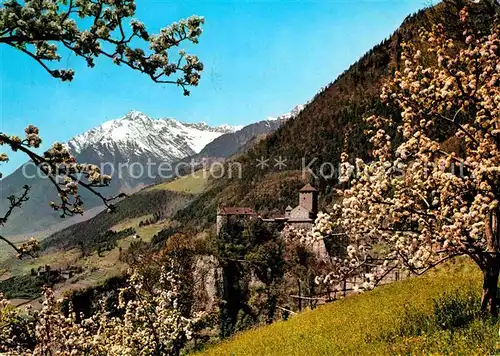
[289,263,410,311]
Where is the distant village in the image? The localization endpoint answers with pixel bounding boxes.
[33,264,82,282]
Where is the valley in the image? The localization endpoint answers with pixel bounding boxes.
[0,107,294,307]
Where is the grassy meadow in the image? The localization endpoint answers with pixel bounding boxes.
[198,261,500,355]
[148,169,209,194]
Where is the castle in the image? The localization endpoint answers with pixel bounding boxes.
[216,184,318,234]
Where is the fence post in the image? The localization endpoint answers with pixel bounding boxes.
[297,279,302,312]
[309,284,313,309]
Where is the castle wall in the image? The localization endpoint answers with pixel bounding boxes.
[299,191,313,212]
[287,221,313,230]
[216,215,227,235]
[290,205,310,219]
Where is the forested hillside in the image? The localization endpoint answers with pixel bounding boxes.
[175,1,498,228]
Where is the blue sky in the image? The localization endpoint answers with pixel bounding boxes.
[0,0,432,175]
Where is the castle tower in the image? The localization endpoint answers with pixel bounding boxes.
[299,184,318,218]
[285,205,293,218]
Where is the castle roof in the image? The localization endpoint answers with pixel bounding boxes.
[218,207,256,216]
[285,205,293,211]
[299,183,317,192]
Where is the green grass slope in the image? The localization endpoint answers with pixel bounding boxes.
[148,169,209,194]
[199,262,500,355]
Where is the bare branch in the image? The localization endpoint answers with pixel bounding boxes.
[0,234,25,257]
[0,185,30,227]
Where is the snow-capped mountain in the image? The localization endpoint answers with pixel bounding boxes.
[68,110,239,162]
[0,107,290,236]
[267,104,305,121]
[0,111,243,236]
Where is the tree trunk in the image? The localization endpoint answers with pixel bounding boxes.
[481,208,500,317]
[480,261,500,317]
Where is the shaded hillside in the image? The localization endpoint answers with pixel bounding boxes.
[0,162,131,237]
[175,1,498,228]
[41,189,193,251]
[168,117,289,178]
[193,118,287,160]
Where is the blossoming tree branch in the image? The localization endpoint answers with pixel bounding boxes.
[311,6,500,316]
[0,259,203,355]
[0,0,205,258]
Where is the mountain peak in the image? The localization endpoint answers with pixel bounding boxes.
[266,104,305,121]
[123,110,149,121]
[0,108,288,236]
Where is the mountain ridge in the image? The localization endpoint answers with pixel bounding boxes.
[67,110,239,159]
[193,105,305,160]
[0,108,296,236]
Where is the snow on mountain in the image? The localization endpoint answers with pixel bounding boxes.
[213,123,245,132]
[266,104,305,121]
[67,110,239,162]
[0,107,293,236]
